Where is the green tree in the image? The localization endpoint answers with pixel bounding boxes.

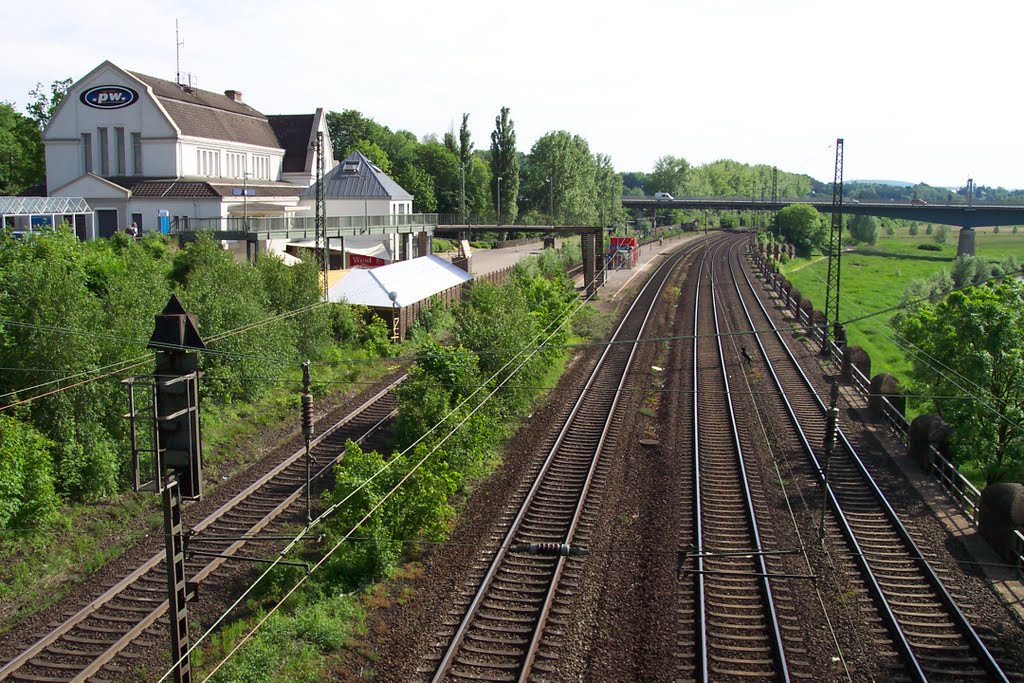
[416,142,460,215]
[0,102,43,194]
[848,214,880,244]
[908,223,919,236]
[489,107,520,223]
[525,131,598,226]
[326,110,391,159]
[26,78,72,131]
[934,223,950,245]
[648,155,691,196]
[352,139,392,175]
[775,204,826,255]
[895,281,1024,482]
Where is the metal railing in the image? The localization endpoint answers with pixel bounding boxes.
[1015,530,1024,578]
[752,245,985,528]
[170,213,439,236]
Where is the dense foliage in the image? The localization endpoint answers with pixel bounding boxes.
[316,254,580,588]
[0,228,350,524]
[847,214,880,245]
[895,280,1024,482]
[775,203,827,255]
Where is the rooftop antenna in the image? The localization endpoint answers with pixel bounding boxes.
[175,19,184,86]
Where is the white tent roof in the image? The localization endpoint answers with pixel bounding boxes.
[328,255,473,307]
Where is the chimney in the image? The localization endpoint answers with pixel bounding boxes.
[224,90,243,103]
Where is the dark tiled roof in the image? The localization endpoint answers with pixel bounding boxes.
[18,183,47,197]
[104,177,218,198]
[267,114,314,173]
[208,183,304,198]
[104,176,305,199]
[129,71,262,117]
[300,151,412,200]
[129,71,281,148]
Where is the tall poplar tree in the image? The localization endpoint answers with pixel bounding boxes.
[489,107,519,224]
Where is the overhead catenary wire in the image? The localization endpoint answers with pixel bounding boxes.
[156,279,594,682]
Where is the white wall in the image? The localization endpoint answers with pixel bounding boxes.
[44,63,177,189]
[179,137,285,180]
[323,198,392,216]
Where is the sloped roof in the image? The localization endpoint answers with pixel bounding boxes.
[128,71,281,148]
[100,177,305,199]
[267,114,314,173]
[301,151,411,200]
[328,255,472,307]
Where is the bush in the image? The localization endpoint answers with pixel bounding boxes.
[908,223,919,236]
[0,415,61,529]
[432,238,455,253]
[917,243,942,251]
[848,215,880,245]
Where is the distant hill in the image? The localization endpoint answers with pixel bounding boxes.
[849,179,915,187]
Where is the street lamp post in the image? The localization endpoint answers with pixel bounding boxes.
[496,176,503,225]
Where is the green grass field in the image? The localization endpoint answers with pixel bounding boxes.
[781,226,1024,388]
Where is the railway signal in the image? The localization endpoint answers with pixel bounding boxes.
[124,294,206,683]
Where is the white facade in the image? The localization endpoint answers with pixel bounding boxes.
[43,61,333,237]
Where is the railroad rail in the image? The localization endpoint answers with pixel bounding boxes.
[726,236,1012,682]
[0,378,404,683]
[421,236,721,681]
[677,244,790,681]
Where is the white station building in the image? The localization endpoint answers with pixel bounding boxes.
[41,60,337,238]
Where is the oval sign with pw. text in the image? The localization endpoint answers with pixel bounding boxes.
[80,85,139,109]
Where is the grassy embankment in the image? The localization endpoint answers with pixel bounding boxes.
[781,226,1024,394]
[0,356,395,634]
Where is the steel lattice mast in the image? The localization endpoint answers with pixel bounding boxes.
[314,131,327,297]
[822,138,844,355]
[770,166,779,237]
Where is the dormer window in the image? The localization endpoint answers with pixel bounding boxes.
[341,159,361,174]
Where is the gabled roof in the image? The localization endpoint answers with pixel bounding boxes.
[301,151,412,200]
[328,255,472,307]
[267,114,314,173]
[128,71,281,148]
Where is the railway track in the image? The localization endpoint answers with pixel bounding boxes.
[420,237,720,682]
[0,378,403,683]
[676,243,790,681]
[724,235,1014,682]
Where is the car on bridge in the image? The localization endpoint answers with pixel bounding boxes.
[911,198,928,206]
[654,192,674,200]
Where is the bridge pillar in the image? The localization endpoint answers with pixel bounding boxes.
[582,232,597,297]
[956,227,976,257]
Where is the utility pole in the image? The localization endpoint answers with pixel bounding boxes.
[819,381,841,542]
[314,131,327,297]
[822,139,845,356]
[301,361,314,526]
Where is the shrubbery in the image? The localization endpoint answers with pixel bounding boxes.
[0,228,358,512]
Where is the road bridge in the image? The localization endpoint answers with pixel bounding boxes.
[621,196,1024,229]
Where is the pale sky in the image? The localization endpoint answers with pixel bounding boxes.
[3,0,1021,188]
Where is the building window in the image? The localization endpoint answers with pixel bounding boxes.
[252,154,270,180]
[115,128,126,175]
[197,148,220,177]
[81,133,92,174]
[132,133,143,175]
[225,152,246,179]
[98,127,109,176]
